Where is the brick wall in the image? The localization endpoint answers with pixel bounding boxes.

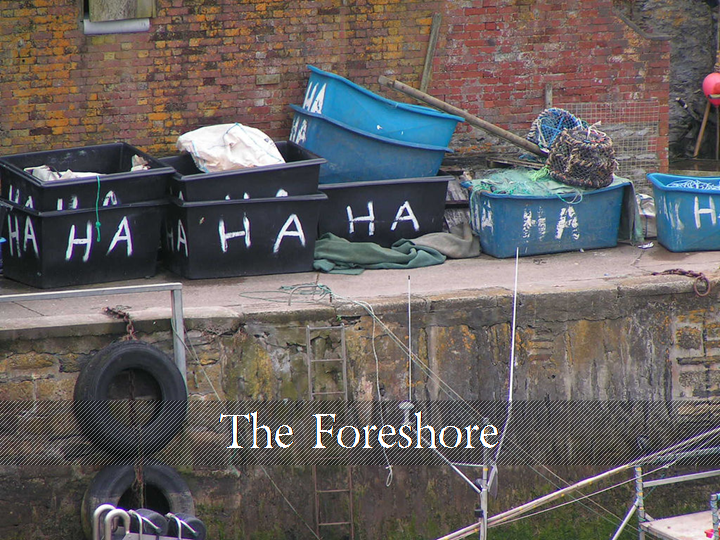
[0,0,669,169]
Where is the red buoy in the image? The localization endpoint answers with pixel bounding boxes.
[702,72,720,106]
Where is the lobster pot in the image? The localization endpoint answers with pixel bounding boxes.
[546,127,617,189]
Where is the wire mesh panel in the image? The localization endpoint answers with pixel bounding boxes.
[560,100,661,180]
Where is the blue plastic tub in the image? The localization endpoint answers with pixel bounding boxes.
[648,173,720,252]
[471,182,628,258]
[290,105,451,184]
[318,176,451,247]
[302,65,463,147]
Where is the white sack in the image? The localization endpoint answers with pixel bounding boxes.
[25,165,100,182]
[176,123,285,173]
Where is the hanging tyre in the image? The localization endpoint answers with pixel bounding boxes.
[80,461,195,540]
[73,340,188,459]
[167,513,208,540]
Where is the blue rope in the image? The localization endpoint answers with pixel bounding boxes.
[667,179,720,191]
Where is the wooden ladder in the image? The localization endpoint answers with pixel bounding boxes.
[306,324,355,540]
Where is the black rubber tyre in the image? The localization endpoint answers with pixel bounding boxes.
[80,461,195,540]
[166,512,207,540]
[73,340,187,459]
[129,508,169,535]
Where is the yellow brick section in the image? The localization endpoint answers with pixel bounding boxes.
[0,0,668,169]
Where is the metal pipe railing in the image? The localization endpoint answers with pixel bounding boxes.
[0,282,187,382]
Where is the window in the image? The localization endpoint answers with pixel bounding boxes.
[85,0,155,23]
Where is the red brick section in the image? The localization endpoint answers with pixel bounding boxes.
[0,0,668,169]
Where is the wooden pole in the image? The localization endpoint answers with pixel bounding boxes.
[378,75,549,158]
[715,107,720,161]
[694,100,711,158]
[420,13,442,93]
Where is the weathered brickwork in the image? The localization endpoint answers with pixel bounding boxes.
[0,0,668,168]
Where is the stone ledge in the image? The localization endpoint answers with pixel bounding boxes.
[0,278,713,341]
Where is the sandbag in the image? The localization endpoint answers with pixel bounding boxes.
[177,123,285,172]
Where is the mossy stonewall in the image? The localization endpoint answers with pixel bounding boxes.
[0,279,718,538]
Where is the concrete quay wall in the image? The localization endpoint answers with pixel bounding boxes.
[0,277,717,539]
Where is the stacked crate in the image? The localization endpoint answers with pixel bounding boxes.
[160,141,328,279]
[0,143,173,288]
[290,66,460,247]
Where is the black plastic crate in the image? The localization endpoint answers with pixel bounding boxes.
[160,141,325,201]
[0,142,174,212]
[318,176,451,247]
[162,192,327,279]
[2,198,166,288]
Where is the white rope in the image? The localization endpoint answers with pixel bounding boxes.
[408,275,412,402]
[492,247,520,469]
[367,299,394,487]
[172,321,222,400]
[324,286,655,527]
[238,283,657,528]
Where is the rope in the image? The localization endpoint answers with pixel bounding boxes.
[171,321,322,537]
[233,282,719,530]
[305,284,706,528]
[407,275,412,403]
[491,248,519,477]
[94,174,102,242]
[368,299,394,487]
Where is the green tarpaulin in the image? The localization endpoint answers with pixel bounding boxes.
[313,233,446,274]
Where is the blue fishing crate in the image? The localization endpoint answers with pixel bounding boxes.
[470,182,628,258]
[648,173,720,252]
[289,105,450,184]
[303,65,463,147]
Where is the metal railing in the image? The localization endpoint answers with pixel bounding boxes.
[0,282,187,381]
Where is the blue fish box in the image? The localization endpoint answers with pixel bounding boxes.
[318,176,451,247]
[471,182,628,258]
[303,65,463,147]
[163,193,327,279]
[648,173,720,252]
[289,105,451,184]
